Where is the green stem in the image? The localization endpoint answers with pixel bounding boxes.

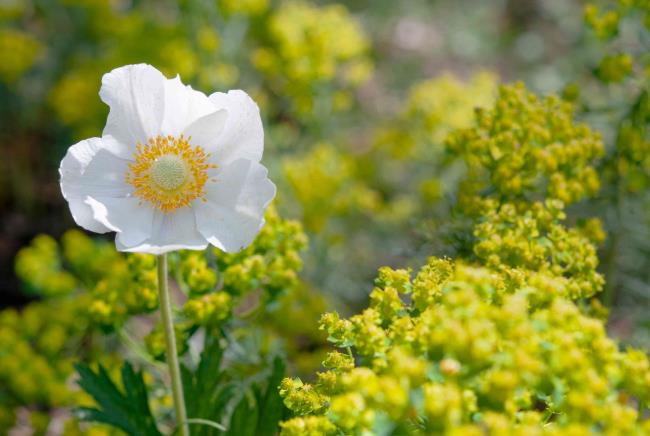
[157,254,189,436]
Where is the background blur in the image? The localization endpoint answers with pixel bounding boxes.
[1,0,648,346]
[4,0,650,432]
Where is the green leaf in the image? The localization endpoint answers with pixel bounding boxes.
[254,357,287,436]
[185,418,227,431]
[74,362,161,436]
[227,390,259,436]
[226,355,288,436]
[182,334,233,436]
[180,334,289,436]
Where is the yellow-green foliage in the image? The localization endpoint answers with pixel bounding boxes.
[282,259,650,434]
[278,83,648,434]
[584,1,649,88]
[0,28,42,83]
[219,0,269,16]
[214,205,307,298]
[4,2,650,433]
[283,273,647,434]
[44,229,154,326]
[15,206,307,333]
[375,72,497,160]
[3,0,371,142]
[13,206,309,395]
[283,73,498,234]
[615,95,650,192]
[284,144,382,232]
[0,0,232,137]
[252,1,372,118]
[15,234,76,297]
[0,297,90,429]
[264,283,332,376]
[596,53,633,83]
[447,83,603,211]
[580,0,650,322]
[584,4,621,40]
[370,72,497,217]
[473,199,604,299]
[585,0,650,193]
[585,1,650,41]
[8,205,308,428]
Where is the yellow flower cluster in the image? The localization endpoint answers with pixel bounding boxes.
[183,292,233,326]
[214,205,307,298]
[279,82,647,434]
[473,199,604,299]
[15,230,159,327]
[145,322,189,361]
[252,1,372,118]
[280,415,337,436]
[26,0,227,137]
[584,1,649,84]
[284,143,382,232]
[48,66,105,137]
[15,206,306,333]
[0,28,42,83]
[596,53,633,83]
[2,0,366,139]
[283,73,497,236]
[6,206,308,427]
[616,111,650,192]
[370,73,497,217]
[447,83,603,212]
[584,1,650,193]
[0,0,25,20]
[581,0,650,318]
[219,0,269,16]
[178,251,218,295]
[586,0,650,39]
[375,72,497,160]
[63,231,159,324]
[0,296,91,431]
[584,4,621,40]
[14,234,76,297]
[281,256,650,434]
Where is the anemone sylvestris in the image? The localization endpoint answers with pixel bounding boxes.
[59,64,275,254]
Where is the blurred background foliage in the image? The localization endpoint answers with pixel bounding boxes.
[1,0,650,433]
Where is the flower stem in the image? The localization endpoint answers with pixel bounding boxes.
[157,253,189,436]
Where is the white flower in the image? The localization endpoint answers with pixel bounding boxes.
[59,64,276,255]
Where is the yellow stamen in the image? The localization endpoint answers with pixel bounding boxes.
[126,135,216,213]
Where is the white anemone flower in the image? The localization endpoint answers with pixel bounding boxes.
[59,64,276,255]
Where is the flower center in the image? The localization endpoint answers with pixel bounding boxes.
[126,135,216,213]
[150,154,189,191]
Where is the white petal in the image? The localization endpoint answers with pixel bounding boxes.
[161,76,217,137]
[86,197,154,247]
[100,134,137,162]
[60,137,131,233]
[60,136,102,169]
[67,197,111,234]
[207,90,264,165]
[183,109,228,152]
[61,149,130,199]
[99,64,166,157]
[194,159,276,252]
[117,208,208,255]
